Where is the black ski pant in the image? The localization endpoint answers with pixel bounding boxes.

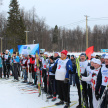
[11,65,14,76]
[3,64,5,77]
[57,80,70,104]
[0,68,2,78]
[82,81,88,107]
[76,80,81,106]
[18,63,20,77]
[76,81,88,106]
[42,69,47,93]
[3,64,10,78]
[76,74,88,107]
[13,63,18,80]
[32,72,37,85]
[49,75,56,97]
[87,84,93,108]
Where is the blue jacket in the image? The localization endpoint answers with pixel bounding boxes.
[13,56,20,63]
[0,57,2,67]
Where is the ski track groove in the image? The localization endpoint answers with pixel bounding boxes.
[0,78,78,108]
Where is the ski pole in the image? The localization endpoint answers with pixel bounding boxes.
[97,84,108,108]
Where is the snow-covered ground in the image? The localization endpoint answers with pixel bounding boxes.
[0,77,78,108]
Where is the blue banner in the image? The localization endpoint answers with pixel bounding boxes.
[18,44,39,55]
[101,49,108,53]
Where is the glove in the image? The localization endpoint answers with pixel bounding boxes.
[69,70,72,74]
[80,75,82,79]
[64,78,69,83]
[52,63,57,71]
[78,74,82,80]
[95,92,100,100]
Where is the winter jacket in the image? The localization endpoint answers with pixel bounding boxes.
[0,57,2,68]
[52,58,73,80]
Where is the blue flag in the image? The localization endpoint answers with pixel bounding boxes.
[9,49,13,55]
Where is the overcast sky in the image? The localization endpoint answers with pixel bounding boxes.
[0,0,108,29]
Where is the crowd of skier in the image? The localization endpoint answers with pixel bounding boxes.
[0,49,108,108]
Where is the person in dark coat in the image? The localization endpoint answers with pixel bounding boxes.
[95,55,108,108]
[70,55,76,86]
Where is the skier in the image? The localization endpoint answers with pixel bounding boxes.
[53,52,60,96]
[10,55,14,76]
[21,54,27,83]
[81,58,101,108]
[3,50,11,79]
[27,55,34,84]
[53,52,60,61]
[86,59,95,108]
[75,53,88,108]
[52,50,73,108]
[17,53,20,77]
[42,52,49,93]
[0,54,2,78]
[100,54,106,67]
[12,52,20,81]
[91,53,95,60]
[1,52,5,78]
[30,55,36,85]
[95,55,108,108]
[47,56,57,101]
[70,55,76,86]
[34,54,42,86]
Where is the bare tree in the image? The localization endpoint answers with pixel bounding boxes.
[1,4,108,52]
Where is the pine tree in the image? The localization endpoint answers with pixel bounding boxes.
[52,25,58,44]
[52,25,59,51]
[6,0,25,51]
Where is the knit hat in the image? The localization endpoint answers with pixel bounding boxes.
[91,53,95,57]
[101,54,106,58]
[49,56,54,60]
[13,52,16,54]
[91,58,96,63]
[61,50,68,56]
[67,55,70,59]
[44,52,48,55]
[93,59,101,65]
[104,55,108,59]
[80,53,86,57]
[54,52,59,55]
[6,49,9,52]
[71,55,74,58]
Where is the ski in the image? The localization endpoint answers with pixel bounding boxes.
[97,84,108,108]
[21,91,39,94]
[36,53,41,97]
[46,71,49,102]
[76,57,86,108]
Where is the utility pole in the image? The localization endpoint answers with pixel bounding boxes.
[84,15,89,49]
[24,31,29,45]
[33,40,35,44]
[0,37,3,53]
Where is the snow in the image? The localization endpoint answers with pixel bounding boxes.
[0,77,78,108]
